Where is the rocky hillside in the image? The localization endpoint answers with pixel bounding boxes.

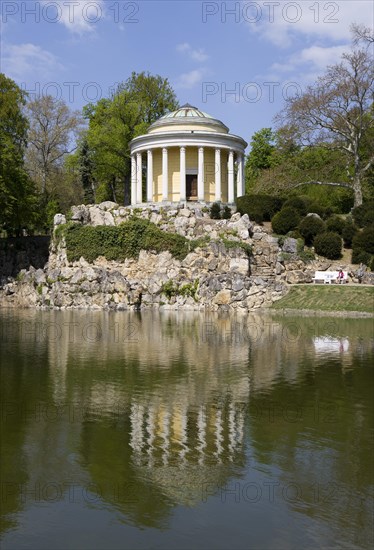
[1,202,369,311]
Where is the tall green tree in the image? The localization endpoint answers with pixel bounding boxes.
[245,128,276,191]
[84,72,178,204]
[0,74,38,235]
[275,46,374,206]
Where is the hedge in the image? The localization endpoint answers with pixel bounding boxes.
[271,207,300,235]
[352,201,374,228]
[236,194,284,223]
[299,215,326,245]
[314,231,342,260]
[60,219,205,263]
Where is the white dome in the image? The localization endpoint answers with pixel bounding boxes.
[148,103,229,134]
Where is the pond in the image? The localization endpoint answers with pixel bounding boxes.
[0,309,373,549]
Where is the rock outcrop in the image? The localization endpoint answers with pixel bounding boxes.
[2,202,370,311]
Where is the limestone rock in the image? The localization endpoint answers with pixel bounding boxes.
[213,289,231,305]
[282,238,298,254]
[99,201,118,211]
[53,214,66,226]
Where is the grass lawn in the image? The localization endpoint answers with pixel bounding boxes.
[272,285,374,313]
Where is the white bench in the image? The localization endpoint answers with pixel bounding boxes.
[313,271,348,284]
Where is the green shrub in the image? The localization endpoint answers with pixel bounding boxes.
[299,215,326,245]
[352,225,374,255]
[342,221,358,248]
[309,202,333,220]
[210,202,221,219]
[352,201,374,228]
[236,194,283,222]
[314,232,342,260]
[326,215,345,235]
[287,230,302,239]
[210,203,232,220]
[351,249,372,266]
[271,207,300,235]
[222,206,232,219]
[283,197,309,216]
[63,218,200,263]
[286,187,353,214]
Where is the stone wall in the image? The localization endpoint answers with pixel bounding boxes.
[1,203,288,311]
[2,202,370,311]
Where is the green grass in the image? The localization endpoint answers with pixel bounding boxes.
[272,285,374,313]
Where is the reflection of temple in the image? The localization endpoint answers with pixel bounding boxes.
[1,308,373,539]
[129,400,245,466]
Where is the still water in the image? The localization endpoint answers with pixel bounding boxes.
[0,309,373,550]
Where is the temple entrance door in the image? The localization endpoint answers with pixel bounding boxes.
[186,175,197,200]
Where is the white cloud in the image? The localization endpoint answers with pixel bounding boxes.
[270,44,349,75]
[175,69,207,89]
[176,43,209,62]
[41,0,106,35]
[247,0,373,48]
[2,43,64,81]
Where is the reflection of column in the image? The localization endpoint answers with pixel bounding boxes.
[228,150,234,203]
[237,153,244,197]
[162,147,168,201]
[146,406,155,466]
[198,147,204,201]
[147,149,153,202]
[180,147,186,202]
[215,148,221,202]
[214,408,223,462]
[179,406,188,463]
[161,409,170,465]
[237,410,244,446]
[136,152,142,203]
[228,403,236,458]
[130,402,144,455]
[197,406,207,465]
[131,155,136,205]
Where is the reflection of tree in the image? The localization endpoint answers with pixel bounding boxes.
[0,314,51,534]
[247,353,374,548]
[0,309,373,541]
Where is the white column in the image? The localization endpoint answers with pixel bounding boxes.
[237,153,244,197]
[198,147,204,201]
[228,150,235,203]
[215,148,221,202]
[180,146,186,202]
[162,147,168,201]
[147,149,153,202]
[136,152,142,203]
[131,155,136,205]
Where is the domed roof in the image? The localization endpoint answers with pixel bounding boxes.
[148,103,229,133]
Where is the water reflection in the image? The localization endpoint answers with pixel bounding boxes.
[0,310,373,548]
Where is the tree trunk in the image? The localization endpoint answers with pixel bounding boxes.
[353,174,363,207]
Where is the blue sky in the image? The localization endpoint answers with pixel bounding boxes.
[1,1,373,150]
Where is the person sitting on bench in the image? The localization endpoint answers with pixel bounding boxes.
[337,269,344,284]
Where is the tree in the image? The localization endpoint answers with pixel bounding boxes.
[84,72,178,204]
[350,23,374,45]
[245,128,276,191]
[25,95,82,198]
[275,47,374,206]
[0,74,38,235]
